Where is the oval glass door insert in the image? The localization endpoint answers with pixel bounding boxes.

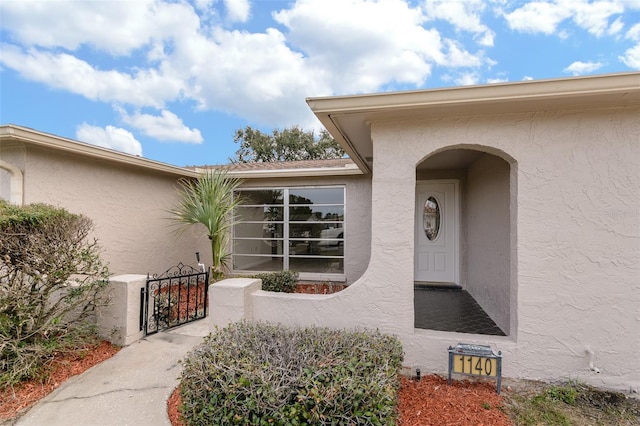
[423,196,441,241]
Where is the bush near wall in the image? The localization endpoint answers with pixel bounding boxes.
[0,201,109,386]
[180,322,404,425]
[256,270,299,293]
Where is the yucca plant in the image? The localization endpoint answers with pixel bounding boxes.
[169,170,242,281]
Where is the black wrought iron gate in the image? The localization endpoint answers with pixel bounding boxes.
[141,263,209,336]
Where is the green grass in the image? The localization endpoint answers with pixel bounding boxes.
[503,381,640,426]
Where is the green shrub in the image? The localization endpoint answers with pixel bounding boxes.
[0,201,110,386]
[180,321,404,425]
[256,270,299,293]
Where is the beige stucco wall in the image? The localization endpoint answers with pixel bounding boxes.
[231,174,372,284]
[1,143,211,276]
[248,105,640,392]
[466,154,511,334]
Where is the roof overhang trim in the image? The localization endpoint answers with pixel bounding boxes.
[0,125,199,178]
[306,72,640,174]
[195,164,362,178]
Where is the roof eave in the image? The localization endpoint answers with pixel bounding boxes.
[307,72,640,115]
[0,124,199,179]
[196,164,363,179]
[307,72,640,174]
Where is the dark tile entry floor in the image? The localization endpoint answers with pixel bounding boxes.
[414,287,506,336]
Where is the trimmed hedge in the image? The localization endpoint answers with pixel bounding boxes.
[256,270,299,293]
[180,322,404,425]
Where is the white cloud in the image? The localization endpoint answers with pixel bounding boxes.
[441,40,484,67]
[608,17,625,36]
[423,0,495,46]
[0,44,181,108]
[502,1,570,34]
[225,0,250,22]
[273,0,488,93]
[564,60,604,75]
[626,22,640,41]
[0,0,200,56]
[573,0,625,37]
[620,22,640,68]
[76,124,143,156]
[502,0,629,37]
[194,0,216,11]
[455,71,481,85]
[620,44,640,68]
[121,110,204,143]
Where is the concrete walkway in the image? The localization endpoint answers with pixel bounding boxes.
[11,320,210,426]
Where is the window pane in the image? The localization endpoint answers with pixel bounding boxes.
[289,257,344,274]
[289,188,344,205]
[233,239,283,255]
[237,189,284,205]
[235,206,283,222]
[319,224,344,241]
[233,255,283,272]
[234,223,284,239]
[290,240,343,256]
[289,222,324,239]
[233,186,345,276]
[289,205,344,221]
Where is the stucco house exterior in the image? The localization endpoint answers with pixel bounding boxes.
[1,72,638,391]
[211,72,639,392]
[0,125,210,276]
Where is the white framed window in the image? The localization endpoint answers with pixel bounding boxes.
[232,186,345,277]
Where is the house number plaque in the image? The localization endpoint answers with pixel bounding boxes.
[448,343,503,394]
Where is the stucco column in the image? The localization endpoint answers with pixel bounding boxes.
[96,274,147,346]
[209,278,262,330]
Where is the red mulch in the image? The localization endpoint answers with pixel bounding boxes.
[156,281,208,323]
[168,386,185,426]
[398,375,511,426]
[167,375,512,426]
[295,283,347,294]
[0,341,120,422]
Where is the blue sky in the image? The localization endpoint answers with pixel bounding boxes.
[1,0,639,167]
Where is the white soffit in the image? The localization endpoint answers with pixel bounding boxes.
[306,72,640,174]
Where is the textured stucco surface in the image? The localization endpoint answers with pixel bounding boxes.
[3,144,210,276]
[241,106,639,391]
[96,275,147,345]
[466,154,511,334]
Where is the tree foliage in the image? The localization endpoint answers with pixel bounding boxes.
[0,201,110,386]
[230,126,345,163]
[168,170,242,281]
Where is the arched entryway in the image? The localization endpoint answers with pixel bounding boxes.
[414,147,516,336]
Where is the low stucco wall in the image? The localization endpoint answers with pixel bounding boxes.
[96,274,147,346]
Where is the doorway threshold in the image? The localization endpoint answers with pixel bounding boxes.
[414,287,505,336]
[414,281,461,290]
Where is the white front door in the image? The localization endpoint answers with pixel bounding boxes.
[414,180,459,285]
